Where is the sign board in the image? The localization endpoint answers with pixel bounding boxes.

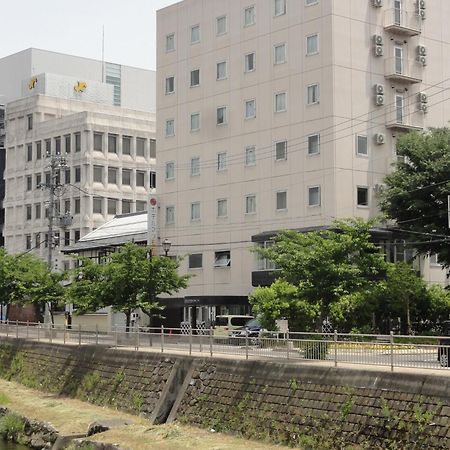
[276,319,289,333]
[147,195,158,250]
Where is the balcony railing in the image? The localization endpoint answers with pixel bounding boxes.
[384,57,422,84]
[385,101,424,131]
[384,9,422,36]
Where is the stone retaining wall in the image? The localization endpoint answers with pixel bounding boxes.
[0,338,449,449]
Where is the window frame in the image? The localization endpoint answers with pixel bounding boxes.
[356,134,369,157]
[274,43,287,65]
[245,146,256,166]
[274,0,287,16]
[276,190,288,211]
[165,206,175,225]
[308,185,321,207]
[306,33,319,56]
[245,194,257,214]
[166,33,175,52]
[190,69,200,88]
[190,202,201,221]
[217,198,228,218]
[275,140,288,161]
[190,24,200,44]
[190,157,200,177]
[188,253,203,270]
[244,52,256,72]
[307,133,320,156]
[217,152,227,171]
[216,15,227,36]
[307,83,320,105]
[214,250,231,268]
[244,5,256,27]
[216,106,227,126]
[165,119,175,137]
[274,92,287,113]
[216,61,227,80]
[190,112,201,132]
[165,76,175,95]
[165,161,175,180]
[245,99,256,119]
[357,186,369,208]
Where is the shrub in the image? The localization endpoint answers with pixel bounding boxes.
[0,412,25,441]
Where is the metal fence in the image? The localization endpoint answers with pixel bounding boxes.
[0,321,449,372]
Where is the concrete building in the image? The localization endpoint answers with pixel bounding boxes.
[0,48,156,111]
[4,92,156,273]
[0,104,5,247]
[157,0,450,327]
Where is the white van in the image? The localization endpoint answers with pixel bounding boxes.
[214,315,254,336]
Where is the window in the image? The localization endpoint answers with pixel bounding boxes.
[217,152,227,171]
[191,25,200,44]
[274,43,286,64]
[275,140,287,160]
[191,202,200,221]
[356,135,368,156]
[136,171,145,187]
[108,167,117,184]
[45,172,51,185]
[191,157,200,176]
[188,254,202,269]
[216,15,227,35]
[165,76,175,94]
[36,141,42,159]
[245,146,256,166]
[74,198,81,214]
[215,251,231,267]
[245,194,256,214]
[26,175,32,191]
[74,230,80,243]
[308,134,320,155]
[166,206,175,224]
[306,34,319,55]
[122,136,131,155]
[165,162,175,180]
[27,144,32,162]
[217,199,227,217]
[55,136,61,155]
[122,169,131,185]
[35,204,41,219]
[93,166,103,183]
[190,69,200,87]
[64,199,70,214]
[166,119,175,137]
[36,173,42,188]
[64,169,70,184]
[275,92,287,112]
[150,140,156,158]
[244,6,255,26]
[75,166,81,183]
[26,205,32,221]
[245,99,256,119]
[45,139,51,156]
[245,52,255,72]
[122,200,131,214]
[75,132,81,152]
[93,197,103,214]
[166,33,175,52]
[275,0,286,16]
[65,135,71,153]
[306,0,318,5]
[150,171,156,188]
[217,106,227,125]
[64,232,70,247]
[307,83,320,104]
[430,254,442,266]
[308,186,321,207]
[108,198,117,215]
[27,114,33,130]
[108,134,117,153]
[93,133,103,151]
[136,138,145,157]
[357,186,369,207]
[25,235,31,250]
[217,61,227,80]
[276,191,287,210]
[191,112,200,131]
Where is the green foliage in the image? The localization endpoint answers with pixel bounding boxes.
[381,128,450,266]
[0,412,25,441]
[0,392,10,405]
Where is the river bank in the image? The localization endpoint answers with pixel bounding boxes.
[0,379,288,450]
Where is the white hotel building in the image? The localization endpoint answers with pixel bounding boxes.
[157,0,450,327]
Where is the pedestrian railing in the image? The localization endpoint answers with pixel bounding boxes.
[0,321,448,372]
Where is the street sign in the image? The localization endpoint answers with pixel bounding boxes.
[147,195,158,249]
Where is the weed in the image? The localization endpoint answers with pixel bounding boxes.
[0,412,25,441]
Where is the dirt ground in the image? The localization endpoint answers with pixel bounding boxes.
[0,379,289,450]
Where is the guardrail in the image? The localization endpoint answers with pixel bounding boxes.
[0,321,449,372]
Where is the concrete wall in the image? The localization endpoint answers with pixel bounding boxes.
[0,338,449,449]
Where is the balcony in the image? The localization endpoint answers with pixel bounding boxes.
[385,102,424,132]
[384,9,421,36]
[384,57,422,84]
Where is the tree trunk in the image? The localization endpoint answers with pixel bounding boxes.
[125,309,131,333]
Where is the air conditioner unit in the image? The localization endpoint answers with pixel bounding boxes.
[373,184,386,195]
[417,45,427,56]
[417,55,427,66]
[374,133,386,145]
[373,35,383,46]
[375,84,385,95]
[374,46,384,57]
[418,92,427,103]
[419,0,426,9]
[419,9,426,19]
[372,0,383,7]
[375,95,385,106]
[419,103,428,113]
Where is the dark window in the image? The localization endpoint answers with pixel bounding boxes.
[230,317,250,326]
[36,141,42,159]
[93,166,103,183]
[122,200,131,214]
[190,69,200,87]
[74,230,80,242]
[122,136,131,155]
[214,250,231,267]
[357,187,369,206]
[65,169,71,184]
[27,144,32,162]
[65,135,71,153]
[150,171,156,188]
[26,205,32,220]
[75,133,81,152]
[45,139,51,156]
[136,201,146,212]
[108,134,117,153]
[93,197,103,214]
[27,114,33,130]
[25,235,31,250]
[36,173,42,188]
[108,198,117,215]
[150,139,156,158]
[75,167,81,183]
[64,231,70,246]
[188,253,203,269]
[108,167,117,184]
[26,176,32,191]
[122,169,131,185]
[55,136,61,155]
[35,203,41,219]
[136,138,145,157]
[74,198,81,214]
[94,133,103,151]
[136,171,145,187]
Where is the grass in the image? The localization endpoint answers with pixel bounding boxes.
[0,379,289,450]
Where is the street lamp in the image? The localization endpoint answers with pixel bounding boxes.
[162,238,172,257]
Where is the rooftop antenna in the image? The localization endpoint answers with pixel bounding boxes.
[101,25,105,83]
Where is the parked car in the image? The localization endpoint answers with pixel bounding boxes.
[213,315,254,337]
[229,318,264,345]
[438,321,450,367]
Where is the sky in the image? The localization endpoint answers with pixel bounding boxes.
[1,0,179,70]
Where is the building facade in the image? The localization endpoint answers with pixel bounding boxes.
[4,93,156,272]
[0,104,5,247]
[157,0,450,326]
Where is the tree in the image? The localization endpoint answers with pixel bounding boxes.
[68,243,189,330]
[250,219,388,332]
[381,128,450,266]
